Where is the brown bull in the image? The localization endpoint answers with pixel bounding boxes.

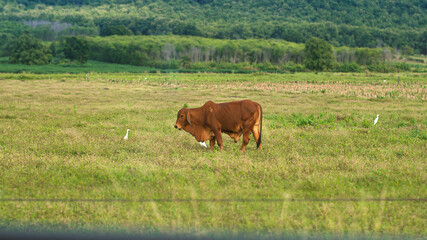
[174,100,262,152]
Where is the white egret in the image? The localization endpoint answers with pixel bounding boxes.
[374,114,379,125]
[199,142,207,148]
[124,129,130,140]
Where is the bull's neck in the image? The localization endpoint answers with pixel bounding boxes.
[187,107,205,125]
[182,108,205,139]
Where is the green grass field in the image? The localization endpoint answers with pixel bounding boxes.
[0,72,426,238]
[0,57,155,74]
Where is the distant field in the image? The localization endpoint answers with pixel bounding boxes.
[0,58,282,74]
[1,57,426,75]
[0,58,155,74]
[0,72,425,237]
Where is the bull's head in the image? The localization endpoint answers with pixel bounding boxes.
[174,108,192,130]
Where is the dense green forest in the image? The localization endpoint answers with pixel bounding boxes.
[1,0,426,53]
[0,0,425,73]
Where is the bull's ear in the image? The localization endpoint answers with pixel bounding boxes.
[187,112,192,126]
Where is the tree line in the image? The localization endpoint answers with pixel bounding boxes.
[8,34,413,73]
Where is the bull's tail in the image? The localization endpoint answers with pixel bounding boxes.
[256,104,263,149]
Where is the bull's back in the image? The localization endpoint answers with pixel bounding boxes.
[216,100,260,131]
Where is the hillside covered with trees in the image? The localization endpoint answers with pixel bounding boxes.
[1,0,426,54]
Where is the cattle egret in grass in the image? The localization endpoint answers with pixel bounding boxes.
[374,114,379,125]
[124,129,130,140]
[199,142,207,148]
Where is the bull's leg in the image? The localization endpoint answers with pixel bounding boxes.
[213,129,223,150]
[251,124,262,149]
[209,137,216,150]
[240,129,251,152]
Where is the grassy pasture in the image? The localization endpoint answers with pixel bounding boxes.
[0,58,155,74]
[0,72,426,237]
